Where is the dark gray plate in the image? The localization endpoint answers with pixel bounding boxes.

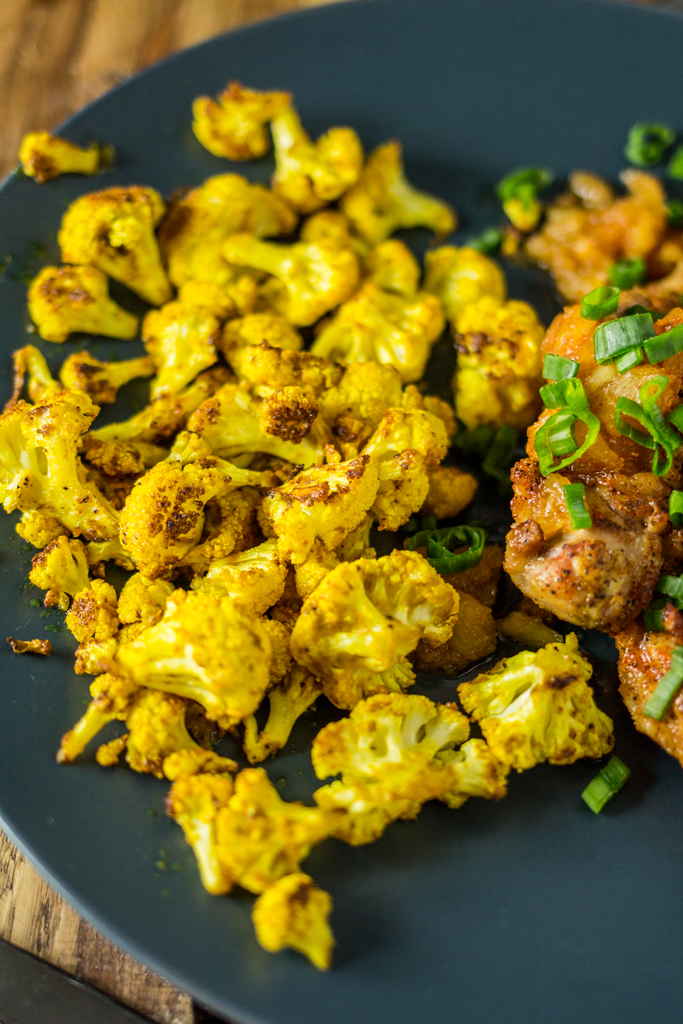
[0,2,682,1022]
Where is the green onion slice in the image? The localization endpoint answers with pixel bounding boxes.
[563,482,592,529]
[465,227,502,254]
[621,304,664,322]
[644,646,683,720]
[535,378,601,476]
[616,347,644,374]
[668,405,683,433]
[669,489,683,527]
[405,525,486,574]
[593,312,655,364]
[614,376,682,475]
[643,597,668,632]
[656,573,683,605]
[668,145,683,181]
[644,323,683,363]
[666,198,683,227]
[496,167,553,208]
[542,354,579,380]
[624,122,676,167]
[482,424,518,485]
[609,257,646,290]
[580,286,620,321]
[547,409,578,457]
[582,757,631,814]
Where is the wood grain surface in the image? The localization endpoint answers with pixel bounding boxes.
[0,4,346,1020]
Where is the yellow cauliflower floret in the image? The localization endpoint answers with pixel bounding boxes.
[299,209,369,257]
[220,314,303,366]
[257,386,320,443]
[290,550,459,709]
[177,278,258,320]
[423,245,506,321]
[243,665,323,764]
[223,235,359,326]
[192,81,291,160]
[262,454,379,565]
[317,362,404,454]
[59,351,154,404]
[181,486,264,571]
[117,572,174,627]
[166,772,235,894]
[142,302,219,400]
[313,780,419,845]
[187,381,327,467]
[453,295,544,431]
[16,510,68,549]
[214,767,335,893]
[163,748,237,781]
[271,105,363,214]
[116,590,273,723]
[66,578,119,643]
[27,265,139,344]
[19,131,107,182]
[363,239,421,295]
[458,633,615,771]
[57,672,139,764]
[341,140,456,242]
[192,539,286,615]
[0,390,119,541]
[158,173,296,287]
[414,591,497,675]
[311,281,444,383]
[29,535,90,610]
[420,465,478,520]
[8,345,62,406]
[252,873,334,971]
[58,186,171,306]
[226,342,341,399]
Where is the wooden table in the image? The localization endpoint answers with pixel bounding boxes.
[0,3,344,1021]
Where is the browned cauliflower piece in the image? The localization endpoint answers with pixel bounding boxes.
[166,772,235,894]
[226,341,341,399]
[66,579,119,643]
[317,361,405,455]
[423,245,506,322]
[299,209,369,257]
[163,748,237,781]
[192,539,287,616]
[29,535,90,609]
[341,140,456,243]
[223,235,360,326]
[271,105,363,213]
[181,486,264,572]
[19,131,107,182]
[58,186,171,306]
[158,173,296,287]
[252,873,334,971]
[192,81,292,160]
[243,664,323,764]
[219,314,303,366]
[59,351,154,404]
[7,636,52,655]
[290,550,459,709]
[420,465,478,520]
[57,672,139,764]
[414,591,497,675]
[5,345,62,409]
[177,278,258,321]
[15,510,68,549]
[142,301,219,400]
[363,239,421,295]
[117,573,175,628]
[27,265,139,344]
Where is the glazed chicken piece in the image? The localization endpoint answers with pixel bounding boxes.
[616,623,683,767]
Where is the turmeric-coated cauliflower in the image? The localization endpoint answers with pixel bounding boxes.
[271,105,363,213]
[181,485,264,570]
[317,362,404,454]
[59,351,154,404]
[341,140,456,243]
[192,539,287,615]
[177,278,258,321]
[29,535,90,610]
[192,81,291,160]
[166,772,235,894]
[262,454,380,565]
[414,591,497,675]
[220,314,303,366]
[243,664,323,764]
[363,239,421,296]
[458,633,615,771]
[163,748,237,781]
[66,578,119,643]
[290,550,459,709]
[117,572,174,627]
[299,209,369,257]
[223,235,360,326]
[252,873,334,971]
[226,342,340,399]
[28,265,139,344]
[58,186,171,306]
[57,672,139,764]
[311,282,445,383]
[423,246,506,322]
[142,301,219,400]
[419,465,478,521]
[16,510,68,549]
[8,346,62,406]
[19,131,106,182]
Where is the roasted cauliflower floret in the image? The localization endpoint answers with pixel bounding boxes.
[59,351,154,404]
[142,302,219,400]
[258,386,320,443]
[0,390,119,540]
[363,239,421,296]
[311,282,445,383]
[181,486,264,571]
[192,81,291,160]
[452,295,544,431]
[16,510,68,549]
[158,173,296,287]
[192,539,287,615]
[28,265,139,344]
[226,342,340,399]
[58,186,171,306]
[299,209,369,257]
[177,278,258,320]
[220,314,303,366]
[7,637,52,655]
[29,535,90,610]
[420,465,478,520]
[163,748,237,781]
[243,664,323,764]
[252,873,334,971]
[341,140,456,242]
[262,454,379,565]
[317,362,404,453]
[213,767,335,893]
[223,235,359,327]
[166,772,235,894]
[270,105,363,213]
[414,591,497,675]
[116,590,273,723]
[7,345,62,406]
[458,634,615,771]
[290,550,459,709]
[66,578,119,643]
[57,672,139,764]
[423,245,507,322]
[117,572,174,627]
[19,131,107,182]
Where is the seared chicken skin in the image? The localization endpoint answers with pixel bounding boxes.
[616,623,683,767]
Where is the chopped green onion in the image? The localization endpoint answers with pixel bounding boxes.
[542,354,579,380]
[593,312,655,364]
[582,756,631,814]
[563,482,592,529]
[482,424,518,487]
[655,573,683,605]
[540,378,575,409]
[580,285,620,321]
[669,489,683,527]
[643,597,668,632]
[643,323,683,363]
[668,404,683,432]
[465,227,502,254]
[644,646,683,719]
[666,198,683,227]
[616,347,644,373]
[405,525,486,574]
[609,257,646,290]
[668,145,683,180]
[621,304,663,321]
[624,122,676,167]
[548,409,578,457]
[534,378,601,476]
[420,513,438,533]
[614,376,682,476]
[496,167,553,208]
